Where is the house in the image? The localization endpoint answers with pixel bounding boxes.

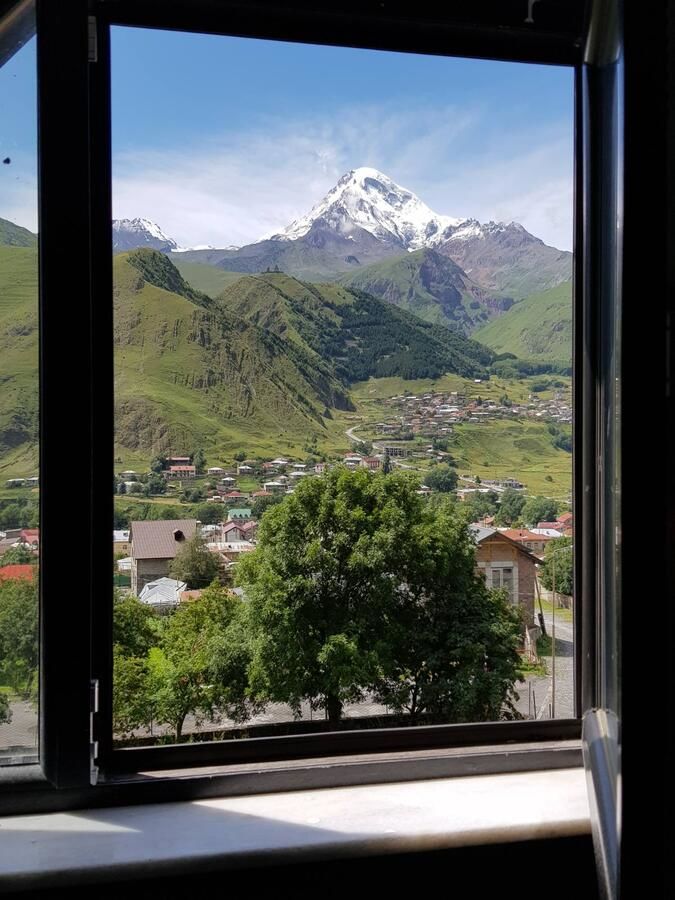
[211,541,255,562]
[179,589,204,603]
[0,564,34,583]
[166,457,191,466]
[166,465,196,479]
[271,457,289,466]
[5,478,26,487]
[138,576,187,611]
[113,529,130,555]
[263,481,284,493]
[207,467,225,476]
[222,521,246,541]
[251,490,272,498]
[237,464,253,474]
[530,528,564,539]
[314,462,327,474]
[221,476,236,484]
[499,528,552,557]
[228,508,252,521]
[240,519,259,540]
[361,457,381,470]
[119,470,138,479]
[19,528,39,549]
[129,519,197,595]
[470,526,540,626]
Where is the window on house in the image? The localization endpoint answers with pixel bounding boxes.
[492,567,514,601]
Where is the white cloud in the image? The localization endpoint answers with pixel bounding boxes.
[113,100,572,251]
[1,101,573,251]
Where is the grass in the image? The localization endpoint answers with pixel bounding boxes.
[538,598,574,623]
[517,655,548,678]
[169,260,245,298]
[473,281,572,363]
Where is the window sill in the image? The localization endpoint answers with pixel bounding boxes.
[0,767,590,892]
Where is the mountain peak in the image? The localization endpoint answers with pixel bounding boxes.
[269,167,463,251]
[112,217,178,253]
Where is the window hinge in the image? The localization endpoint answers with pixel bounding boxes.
[88,16,98,63]
[90,678,99,785]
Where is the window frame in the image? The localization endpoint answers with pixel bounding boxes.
[1,0,599,814]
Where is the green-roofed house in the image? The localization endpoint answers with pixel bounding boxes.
[227,508,252,521]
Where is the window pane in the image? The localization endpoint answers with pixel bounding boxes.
[0,26,39,764]
[111,27,574,748]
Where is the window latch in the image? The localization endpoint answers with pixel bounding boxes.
[90,678,99,785]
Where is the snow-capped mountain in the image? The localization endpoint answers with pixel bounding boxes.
[270,167,464,251]
[112,218,178,253]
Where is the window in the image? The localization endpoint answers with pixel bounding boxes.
[491,567,514,601]
[0,1,633,840]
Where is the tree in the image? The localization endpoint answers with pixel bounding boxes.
[234,451,246,462]
[494,488,526,526]
[521,496,559,527]
[0,545,36,566]
[237,468,522,727]
[0,579,38,697]
[169,532,222,588]
[192,448,206,475]
[150,456,167,474]
[251,493,284,520]
[143,473,166,496]
[113,647,154,738]
[128,482,143,494]
[147,582,250,740]
[113,593,157,658]
[381,450,392,475]
[539,536,573,597]
[194,503,224,525]
[424,463,458,494]
[459,490,499,523]
[0,692,10,725]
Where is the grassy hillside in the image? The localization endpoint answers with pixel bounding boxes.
[0,246,39,478]
[169,259,245,298]
[338,248,513,333]
[217,273,495,382]
[473,281,572,363]
[113,252,353,459]
[0,217,37,248]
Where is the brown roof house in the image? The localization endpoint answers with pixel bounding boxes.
[130,519,197,596]
[470,525,541,627]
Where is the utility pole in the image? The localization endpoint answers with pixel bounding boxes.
[551,551,556,718]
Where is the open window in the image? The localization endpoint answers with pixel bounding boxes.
[0,14,634,895]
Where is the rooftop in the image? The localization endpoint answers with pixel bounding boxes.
[130,519,197,560]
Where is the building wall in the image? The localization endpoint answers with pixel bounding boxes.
[131,557,171,596]
[475,538,535,626]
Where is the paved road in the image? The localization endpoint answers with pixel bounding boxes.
[345,426,365,444]
[0,699,38,762]
[537,608,575,719]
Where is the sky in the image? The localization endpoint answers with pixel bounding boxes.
[0,29,574,251]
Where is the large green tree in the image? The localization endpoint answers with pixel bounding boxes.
[0,692,11,725]
[169,532,222,588]
[0,545,36,566]
[237,467,522,727]
[113,592,157,658]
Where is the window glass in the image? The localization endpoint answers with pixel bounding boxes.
[111,27,574,747]
[0,29,39,764]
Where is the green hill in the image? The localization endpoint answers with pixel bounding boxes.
[338,248,513,334]
[472,281,573,363]
[0,246,39,477]
[216,272,495,382]
[0,217,37,248]
[169,259,245,298]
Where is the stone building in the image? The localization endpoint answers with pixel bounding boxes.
[130,519,197,596]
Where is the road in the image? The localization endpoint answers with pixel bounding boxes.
[345,425,366,444]
[537,607,575,719]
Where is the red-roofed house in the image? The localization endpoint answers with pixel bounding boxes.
[360,457,381,470]
[500,528,552,556]
[0,564,34,583]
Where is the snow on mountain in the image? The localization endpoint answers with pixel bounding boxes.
[269,167,464,251]
[112,218,178,252]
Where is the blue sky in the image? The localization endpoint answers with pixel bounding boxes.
[0,28,574,250]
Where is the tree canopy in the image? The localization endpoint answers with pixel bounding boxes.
[424,463,458,494]
[237,467,522,726]
[539,536,573,596]
[494,488,526,526]
[521,495,559,527]
[169,533,222,588]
